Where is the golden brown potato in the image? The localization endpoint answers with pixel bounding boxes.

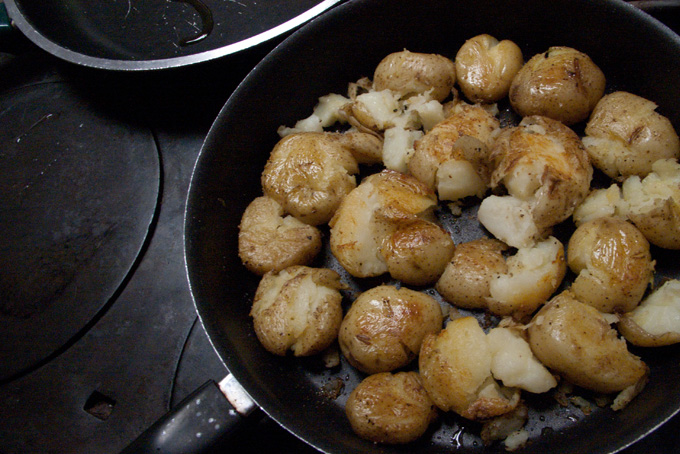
[436,238,509,309]
[583,91,680,179]
[567,217,654,313]
[250,266,344,356]
[381,219,455,286]
[261,132,360,225]
[478,116,593,248]
[339,285,443,374]
[329,170,438,278]
[373,50,456,102]
[345,371,438,444]
[621,159,680,249]
[238,196,322,275]
[619,279,680,347]
[509,46,605,125]
[419,317,520,420]
[455,34,524,103]
[527,291,648,394]
[408,103,500,201]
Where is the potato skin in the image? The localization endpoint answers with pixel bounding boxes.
[455,34,524,103]
[238,196,322,275]
[345,371,438,444]
[373,50,456,102]
[436,238,508,309]
[509,47,605,125]
[527,291,648,394]
[583,91,680,179]
[339,285,443,374]
[250,266,344,356]
[262,132,359,225]
[567,217,654,313]
[381,219,455,286]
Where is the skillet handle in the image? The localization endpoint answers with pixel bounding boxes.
[120,375,257,454]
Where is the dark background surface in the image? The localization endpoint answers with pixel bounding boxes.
[0,2,679,453]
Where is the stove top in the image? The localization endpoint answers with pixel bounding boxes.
[1,6,679,453]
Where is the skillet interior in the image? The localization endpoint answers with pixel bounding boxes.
[185,0,680,452]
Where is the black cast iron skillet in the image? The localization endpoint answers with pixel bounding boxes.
[179,0,680,452]
[0,0,341,70]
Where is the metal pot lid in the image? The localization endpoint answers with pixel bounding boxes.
[3,0,342,71]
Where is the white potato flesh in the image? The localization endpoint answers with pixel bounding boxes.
[480,116,592,248]
[383,126,423,173]
[238,196,322,275]
[527,291,648,394]
[345,371,438,444]
[277,93,350,136]
[567,217,654,313]
[455,34,524,103]
[250,266,344,356]
[436,157,488,201]
[620,159,680,249]
[419,316,520,420]
[339,285,444,374]
[261,132,360,225]
[488,236,566,319]
[487,327,557,394]
[408,104,500,199]
[573,185,626,226]
[373,50,457,102]
[619,280,680,347]
[329,170,437,278]
[583,91,680,179]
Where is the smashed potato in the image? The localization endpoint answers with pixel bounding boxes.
[329,169,439,278]
[419,317,520,420]
[250,266,344,356]
[238,196,322,275]
[528,291,648,395]
[622,158,680,249]
[339,285,443,374]
[408,103,501,201]
[381,219,455,286]
[455,34,524,103]
[567,217,654,313]
[436,236,566,320]
[436,238,508,310]
[619,279,680,347]
[509,46,605,125]
[583,91,680,179]
[373,50,456,102]
[478,116,592,248]
[345,371,438,444]
[261,132,361,225]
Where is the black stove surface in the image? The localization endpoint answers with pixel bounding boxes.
[1,7,680,454]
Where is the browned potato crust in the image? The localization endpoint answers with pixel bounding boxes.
[527,291,648,394]
[455,34,524,103]
[436,238,508,309]
[345,371,438,444]
[261,132,360,225]
[339,285,443,374]
[381,219,455,286]
[238,196,322,275]
[509,47,605,125]
[567,217,654,313]
[373,50,456,102]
